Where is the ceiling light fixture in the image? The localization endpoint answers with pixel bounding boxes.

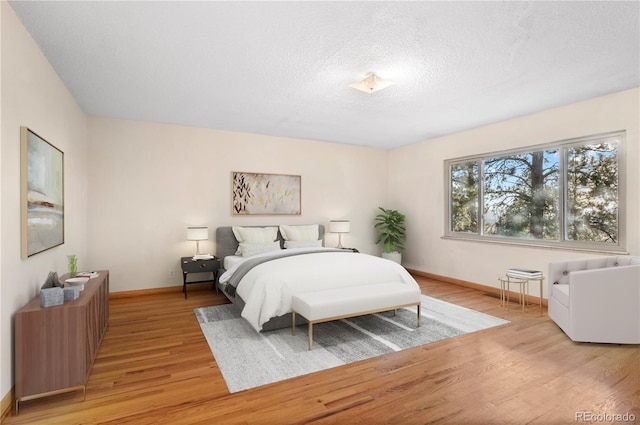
[349,72,395,94]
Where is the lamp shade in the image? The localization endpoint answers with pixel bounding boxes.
[187,227,208,241]
[329,220,350,233]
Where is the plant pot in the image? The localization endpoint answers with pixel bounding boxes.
[382,251,402,264]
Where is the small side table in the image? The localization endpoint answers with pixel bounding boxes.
[341,247,359,253]
[180,256,220,299]
[498,275,544,314]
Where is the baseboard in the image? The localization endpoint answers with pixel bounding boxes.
[109,283,213,299]
[106,274,547,306]
[407,268,548,306]
[1,387,14,422]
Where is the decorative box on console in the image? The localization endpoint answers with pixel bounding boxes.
[40,287,64,307]
[63,287,80,301]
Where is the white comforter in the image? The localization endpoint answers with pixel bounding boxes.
[219,248,419,331]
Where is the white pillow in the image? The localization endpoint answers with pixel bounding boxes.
[279,224,319,241]
[232,226,278,254]
[284,240,322,249]
[239,241,281,257]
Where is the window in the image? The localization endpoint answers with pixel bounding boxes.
[445,132,624,251]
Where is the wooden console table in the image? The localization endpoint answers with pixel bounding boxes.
[14,270,110,413]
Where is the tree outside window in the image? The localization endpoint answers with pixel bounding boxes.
[483,150,559,240]
[566,141,618,244]
[450,161,478,233]
[446,132,622,250]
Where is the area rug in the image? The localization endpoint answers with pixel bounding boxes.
[194,295,509,393]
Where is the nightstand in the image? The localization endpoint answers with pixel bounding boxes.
[341,247,359,253]
[180,256,220,299]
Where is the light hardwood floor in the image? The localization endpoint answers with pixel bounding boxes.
[4,277,639,425]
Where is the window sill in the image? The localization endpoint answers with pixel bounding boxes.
[441,235,629,255]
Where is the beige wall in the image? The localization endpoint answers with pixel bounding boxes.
[389,88,640,297]
[0,1,4,413]
[2,0,639,410]
[86,117,389,293]
[1,2,89,407]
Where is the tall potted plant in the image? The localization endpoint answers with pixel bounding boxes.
[374,207,406,264]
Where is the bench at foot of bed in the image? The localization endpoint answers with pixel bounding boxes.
[291,282,422,350]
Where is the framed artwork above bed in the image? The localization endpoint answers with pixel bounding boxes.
[232,171,301,215]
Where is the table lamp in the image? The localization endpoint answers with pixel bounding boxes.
[187,227,209,257]
[329,220,350,249]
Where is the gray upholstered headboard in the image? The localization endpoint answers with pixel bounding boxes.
[216,225,325,261]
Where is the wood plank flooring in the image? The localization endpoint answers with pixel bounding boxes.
[4,277,639,425]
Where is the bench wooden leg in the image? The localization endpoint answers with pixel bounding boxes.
[292,311,296,335]
[295,299,422,350]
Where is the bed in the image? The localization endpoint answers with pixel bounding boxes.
[215,224,420,332]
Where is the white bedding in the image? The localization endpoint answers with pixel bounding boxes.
[219,248,419,331]
[223,255,245,270]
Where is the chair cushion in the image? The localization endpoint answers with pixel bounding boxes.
[552,284,570,308]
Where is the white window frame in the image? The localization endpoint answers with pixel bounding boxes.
[444,131,627,253]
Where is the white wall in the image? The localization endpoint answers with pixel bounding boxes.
[1,1,89,409]
[0,1,4,413]
[2,0,638,409]
[389,88,640,298]
[86,117,389,293]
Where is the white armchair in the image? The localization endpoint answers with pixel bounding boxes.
[548,256,640,344]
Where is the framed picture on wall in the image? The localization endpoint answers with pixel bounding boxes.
[232,171,301,215]
[20,126,64,258]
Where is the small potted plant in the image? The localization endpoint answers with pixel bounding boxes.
[374,207,406,264]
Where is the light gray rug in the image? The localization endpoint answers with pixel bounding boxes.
[194,295,509,393]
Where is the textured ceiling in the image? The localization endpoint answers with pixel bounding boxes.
[8,1,640,150]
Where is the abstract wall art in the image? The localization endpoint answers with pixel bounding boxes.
[232,172,301,215]
[21,127,64,258]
